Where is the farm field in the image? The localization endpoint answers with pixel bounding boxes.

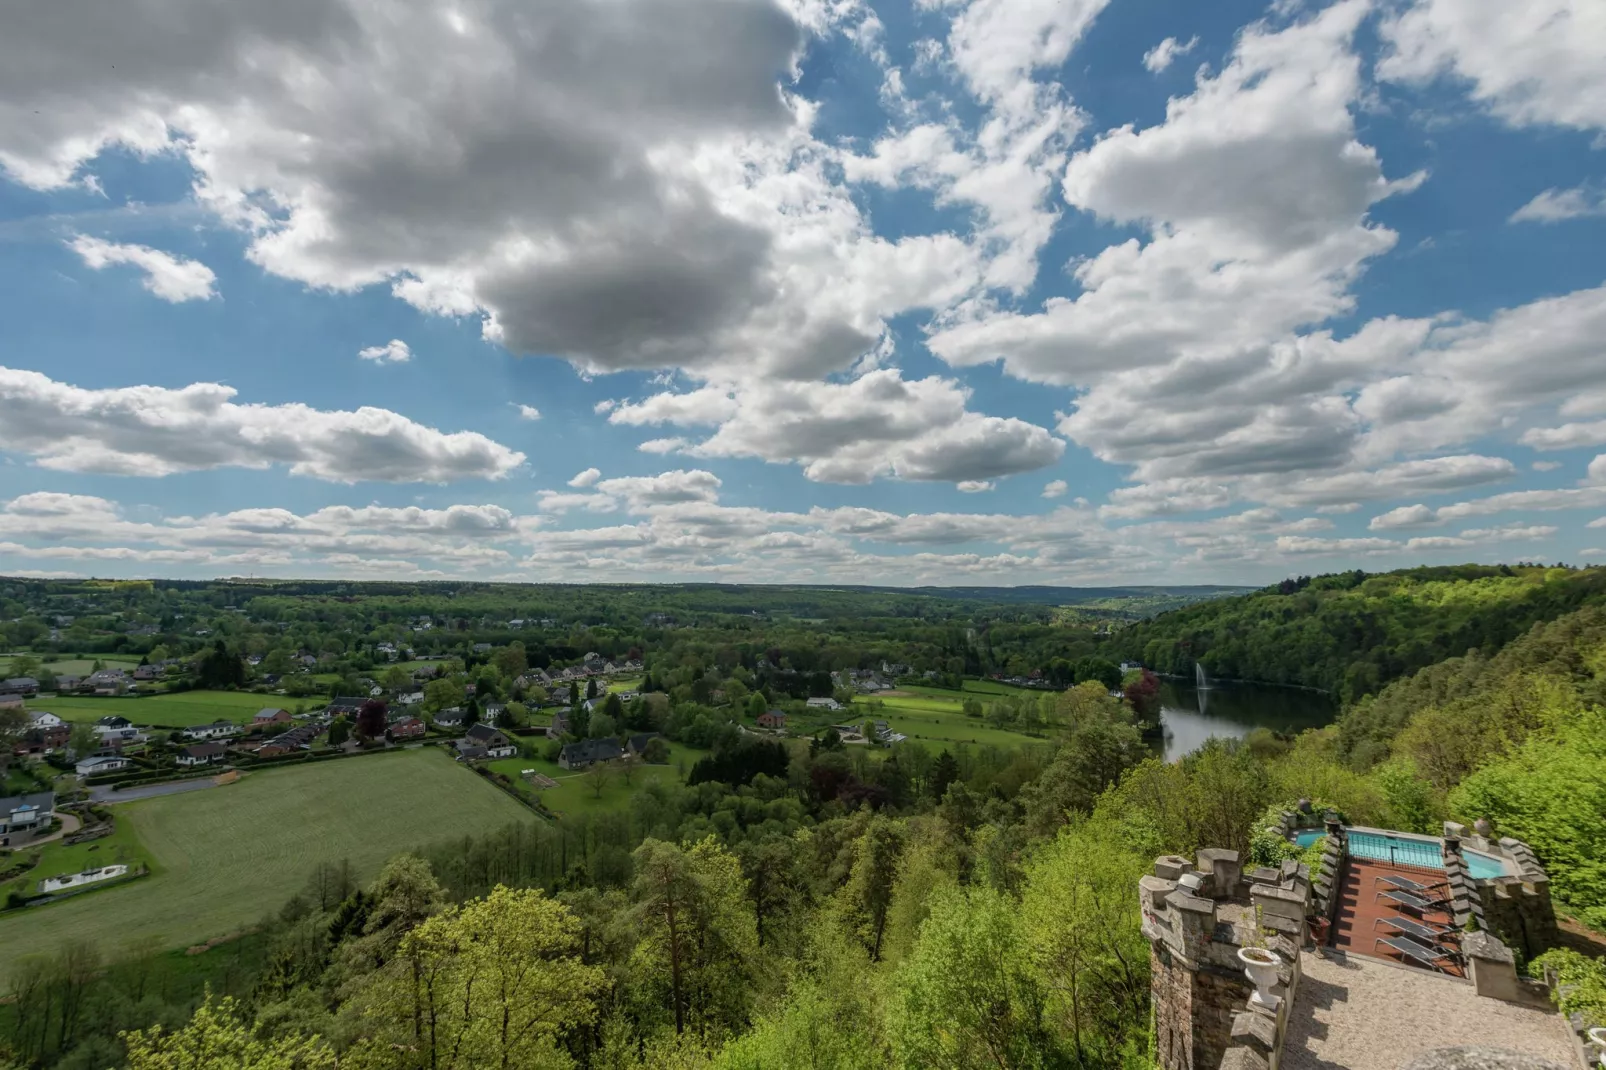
[0,654,140,676]
[487,741,703,817]
[839,684,1053,748]
[26,690,292,728]
[0,748,533,965]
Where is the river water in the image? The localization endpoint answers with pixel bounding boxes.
[1155,678,1337,760]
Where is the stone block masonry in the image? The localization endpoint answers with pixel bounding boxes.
[1142,848,1312,1070]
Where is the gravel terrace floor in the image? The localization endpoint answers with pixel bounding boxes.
[1283,950,1576,1070]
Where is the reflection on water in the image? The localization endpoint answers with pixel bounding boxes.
[1156,679,1336,761]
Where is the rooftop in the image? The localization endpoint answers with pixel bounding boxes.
[1283,950,1573,1070]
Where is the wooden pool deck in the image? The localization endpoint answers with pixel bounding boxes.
[1328,856,1465,978]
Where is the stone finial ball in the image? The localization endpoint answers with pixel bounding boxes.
[1473,817,1493,836]
[1296,798,1312,813]
[1401,1048,1568,1070]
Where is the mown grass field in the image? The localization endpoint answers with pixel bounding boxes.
[0,654,140,677]
[26,690,289,728]
[0,748,533,967]
[838,682,1054,748]
[486,741,703,817]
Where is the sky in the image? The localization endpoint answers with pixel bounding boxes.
[0,0,1603,587]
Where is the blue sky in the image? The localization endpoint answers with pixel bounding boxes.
[0,0,1602,584]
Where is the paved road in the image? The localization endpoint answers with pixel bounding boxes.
[91,778,219,804]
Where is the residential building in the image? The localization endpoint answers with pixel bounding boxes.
[806,697,842,711]
[0,792,54,845]
[94,715,140,742]
[0,677,39,695]
[558,738,623,770]
[483,702,506,724]
[0,694,20,710]
[456,724,516,760]
[254,708,292,725]
[53,674,82,692]
[177,741,228,767]
[626,732,661,757]
[546,710,571,738]
[757,709,787,730]
[183,720,240,741]
[433,707,466,728]
[29,710,64,729]
[13,725,68,756]
[389,717,427,739]
[76,754,131,776]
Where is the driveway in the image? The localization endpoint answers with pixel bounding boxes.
[91,778,220,804]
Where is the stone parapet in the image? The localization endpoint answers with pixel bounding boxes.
[1145,848,1311,1070]
[1442,827,1559,961]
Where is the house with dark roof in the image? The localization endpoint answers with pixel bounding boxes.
[558,738,623,770]
[254,708,292,725]
[757,709,787,730]
[456,724,516,760]
[626,732,662,757]
[177,741,228,767]
[433,707,467,728]
[324,697,365,718]
[546,710,571,739]
[0,677,39,695]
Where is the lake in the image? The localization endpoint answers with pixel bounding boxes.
[1155,678,1337,760]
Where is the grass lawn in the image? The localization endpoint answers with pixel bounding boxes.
[606,677,643,693]
[26,690,297,728]
[0,654,141,676]
[486,742,703,818]
[838,687,1051,749]
[0,748,533,967]
[1,819,154,903]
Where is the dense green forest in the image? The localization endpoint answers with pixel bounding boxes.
[3,569,1606,1068]
[1110,564,1606,702]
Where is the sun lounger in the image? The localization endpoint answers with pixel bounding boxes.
[1373,915,1453,942]
[1376,889,1450,915]
[1374,936,1455,972]
[1373,917,1462,961]
[1374,874,1448,896]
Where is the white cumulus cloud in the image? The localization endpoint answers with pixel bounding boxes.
[68,235,217,302]
[358,339,412,363]
[1143,35,1198,73]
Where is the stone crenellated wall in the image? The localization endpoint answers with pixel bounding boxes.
[1141,849,1311,1070]
[1442,824,1560,962]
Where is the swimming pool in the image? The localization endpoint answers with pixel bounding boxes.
[1293,829,1324,848]
[1344,829,1511,879]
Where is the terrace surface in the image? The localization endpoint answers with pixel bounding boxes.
[1283,949,1574,1070]
[1329,857,1463,976]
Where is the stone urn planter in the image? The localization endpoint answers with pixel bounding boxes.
[1587,1027,1606,1070]
[1238,946,1282,1012]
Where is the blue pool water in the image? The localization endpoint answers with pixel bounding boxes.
[1293,829,1324,848]
[1341,829,1511,879]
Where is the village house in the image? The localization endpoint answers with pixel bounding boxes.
[326,697,365,718]
[456,723,517,761]
[86,668,131,694]
[558,738,623,770]
[0,791,54,846]
[806,697,843,711]
[757,709,787,730]
[75,754,131,776]
[626,732,662,757]
[546,710,571,738]
[132,664,161,681]
[94,715,140,742]
[388,717,427,739]
[29,710,64,729]
[183,720,240,741]
[433,707,466,728]
[254,708,292,726]
[0,676,39,695]
[177,741,228,767]
[52,673,81,692]
[396,691,424,706]
[483,702,506,724]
